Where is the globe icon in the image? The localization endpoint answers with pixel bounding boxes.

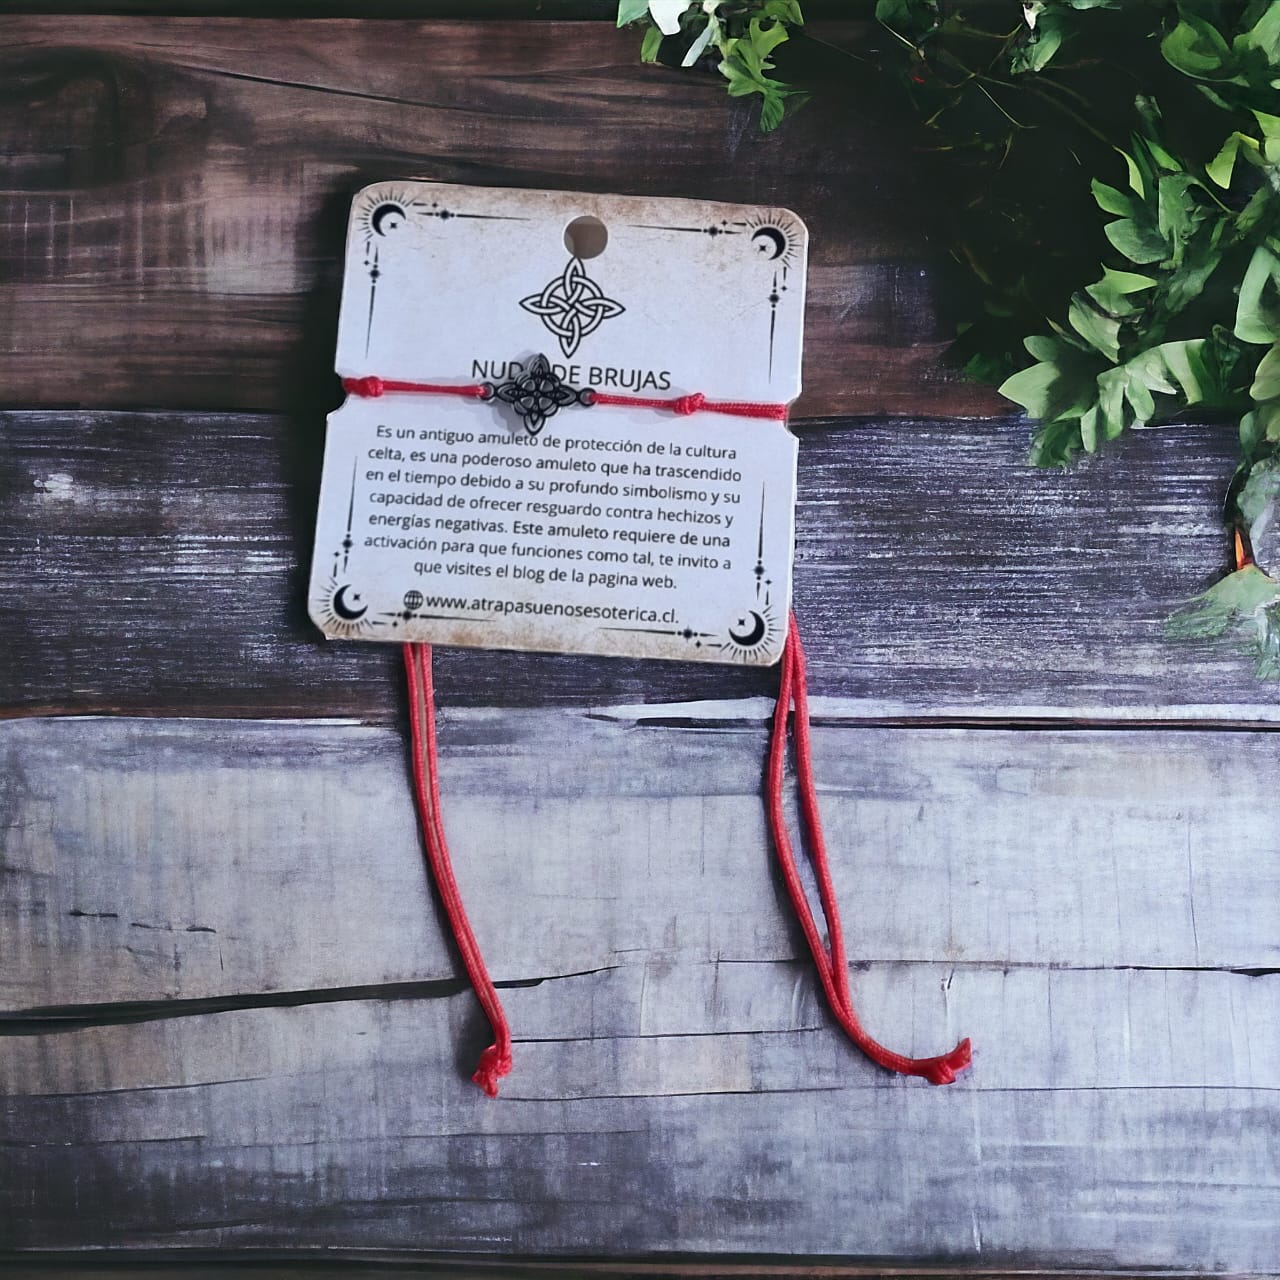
[403,590,424,612]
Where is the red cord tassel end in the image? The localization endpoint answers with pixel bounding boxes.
[472,1044,514,1099]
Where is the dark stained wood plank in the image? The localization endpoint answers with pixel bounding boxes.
[0,1267,1221,1280]
[3,972,1277,1266]
[1,410,1268,719]
[4,714,1277,1008]
[0,1268,1232,1280]
[1,1267,1217,1280]
[0,17,999,419]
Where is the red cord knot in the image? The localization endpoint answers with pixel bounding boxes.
[919,1038,973,1085]
[674,392,706,416]
[344,375,384,398]
[471,1043,514,1098]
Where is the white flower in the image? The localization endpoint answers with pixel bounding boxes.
[648,0,688,36]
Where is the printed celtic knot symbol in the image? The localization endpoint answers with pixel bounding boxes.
[519,257,625,358]
[489,354,592,437]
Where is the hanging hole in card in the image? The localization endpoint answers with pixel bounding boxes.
[563,214,608,259]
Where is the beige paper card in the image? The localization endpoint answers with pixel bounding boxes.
[309,181,807,665]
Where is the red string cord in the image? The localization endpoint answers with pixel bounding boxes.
[343,376,490,400]
[767,612,973,1085]
[367,375,969,1091]
[341,375,788,420]
[589,390,789,419]
[403,642,513,1097]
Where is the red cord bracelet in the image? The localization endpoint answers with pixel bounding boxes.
[350,362,972,1094]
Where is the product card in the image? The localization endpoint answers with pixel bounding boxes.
[309,181,807,665]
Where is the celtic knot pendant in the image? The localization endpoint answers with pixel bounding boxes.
[484,354,594,437]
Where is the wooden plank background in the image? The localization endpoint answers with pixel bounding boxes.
[2,11,1279,1278]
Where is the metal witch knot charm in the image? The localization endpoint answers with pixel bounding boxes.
[481,354,593,437]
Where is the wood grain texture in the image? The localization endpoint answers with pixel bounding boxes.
[3,11,1277,1273]
[0,17,998,420]
[6,1262,1249,1279]
[3,967,1278,1266]
[4,713,1276,1006]
[2,410,1269,720]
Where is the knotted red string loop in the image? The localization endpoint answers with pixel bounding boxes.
[766,612,972,1085]
[378,373,969,1092]
[343,376,490,401]
[590,389,787,419]
[403,643,513,1098]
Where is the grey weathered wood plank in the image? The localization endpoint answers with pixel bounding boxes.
[1,1267,1209,1280]
[2,964,1277,1266]
[0,1269,1248,1280]
[2,411,1270,720]
[3,713,1277,1010]
[0,18,994,419]
[0,1269,1211,1280]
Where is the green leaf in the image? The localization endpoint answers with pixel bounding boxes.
[1029,417,1085,468]
[1086,267,1157,316]
[999,339,1101,422]
[1253,608,1280,678]
[1156,174,1198,255]
[1091,179,1135,217]
[1104,218,1167,264]
[1163,223,1226,317]
[1252,108,1280,143]
[1237,454,1280,528]
[1253,344,1280,401]
[1158,338,1214,403]
[748,14,792,58]
[875,0,938,36]
[1161,12,1236,79]
[1068,295,1122,359]
[640,23,664,60]
[1238,0,1280,61]
[1011,16,1063,74]
[1118,148,1146,199]
[617,0,651,25]
[1206,132,1250,186]
[1236,245,1280,345]
[1024,334,1069,363]
[1236,187,1272,236]
[758,90,787,131]
[681,18,717,66]
[1079,402,1101,452]
[1166,565,1280,640]
[1241,407,1265,453]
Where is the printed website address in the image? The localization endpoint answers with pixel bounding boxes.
[419,595,676,624]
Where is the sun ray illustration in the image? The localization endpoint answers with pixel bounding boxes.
[311,576,382,639]
[744,211,801,269]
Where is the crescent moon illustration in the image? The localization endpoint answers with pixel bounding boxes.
[371,202,406,236]
[752,227,787,260]
[332,584,368,621]
[728,611,767,647]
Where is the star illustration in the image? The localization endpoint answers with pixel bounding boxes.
[520,257,625,358]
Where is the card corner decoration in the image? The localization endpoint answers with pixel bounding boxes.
[351,182,537,361]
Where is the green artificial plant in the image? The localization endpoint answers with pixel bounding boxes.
[619,0,1280,673]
